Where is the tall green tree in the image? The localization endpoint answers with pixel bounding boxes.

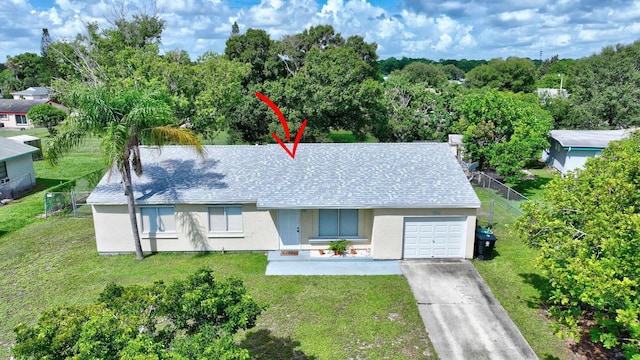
[399,62,447,87]
[466,57,536,93]
[47,85,204,260]
[380,72,460,142]
[569,41,640,129]
[458,89,552,181]
[288,47,386,141]
[516,133,640,359]
[225,28,274,84]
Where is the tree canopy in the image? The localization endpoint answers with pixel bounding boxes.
[515,132,640,359]
[465,57,536,93]
[26,103,67,136]
[458,89,553,182]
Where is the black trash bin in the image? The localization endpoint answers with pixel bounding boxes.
[475,227,497,260]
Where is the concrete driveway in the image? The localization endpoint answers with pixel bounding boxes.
[400,260,538,360]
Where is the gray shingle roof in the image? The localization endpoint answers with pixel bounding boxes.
[549,129,632,148]
[0,137,39,161]
[0,99,49,113]
[87,143,480,209]
[11,87,49,96]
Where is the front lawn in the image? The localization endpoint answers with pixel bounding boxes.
[473,186,571,359]
[0,217,434,359]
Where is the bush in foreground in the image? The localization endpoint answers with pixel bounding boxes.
[12,268,265,359]
[516,133,640,359]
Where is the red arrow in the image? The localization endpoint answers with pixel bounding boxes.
[255,92,307,159]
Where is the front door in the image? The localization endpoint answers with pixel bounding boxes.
[278,209,300,248]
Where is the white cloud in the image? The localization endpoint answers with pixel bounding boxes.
[2,0,640,62]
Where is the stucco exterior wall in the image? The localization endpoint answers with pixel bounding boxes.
[0,114,32,128]
[93,205,477,260]
[92,203,279,254]
[5,154,35,192]
[370,208,477,260]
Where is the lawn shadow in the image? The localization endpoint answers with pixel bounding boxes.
[240,329,317,360]
[511,176,553,199]
[519,273,554,309]
[542,355,560,360]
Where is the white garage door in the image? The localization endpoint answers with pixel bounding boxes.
[403,217,466,258]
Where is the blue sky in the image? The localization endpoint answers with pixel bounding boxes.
[3,0,640,62]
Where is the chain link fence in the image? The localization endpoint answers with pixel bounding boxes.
[43,169,104,218]
[472,172,529,227]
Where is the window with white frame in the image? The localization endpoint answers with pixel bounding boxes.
[208,206,243,232]
[140,207,176,233]
[15,115,27,125]
[0,114,7,121]
[319,209,358,237]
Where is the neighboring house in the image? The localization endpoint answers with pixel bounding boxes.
[87,143,481,259]
[8,135,43,160]
[11,87,50,100]
[0,137,39,199]
[544,129,632,174]
[0,99,66,129]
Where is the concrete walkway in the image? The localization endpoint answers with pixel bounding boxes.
[265,251,403,275]
[400,260,538,360]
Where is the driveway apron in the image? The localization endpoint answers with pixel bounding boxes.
[400,260,538,360]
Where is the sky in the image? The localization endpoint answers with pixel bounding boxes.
[3,0,640,62]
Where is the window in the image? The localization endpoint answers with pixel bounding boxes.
[319,209,358,237]
[0,114,7,121]
[0,162,7,179]
[15,115,27,125]
[209,206,243,232]
[140,207,176,233]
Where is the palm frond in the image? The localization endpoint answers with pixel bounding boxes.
[45,123,88,166]
[147,126,206,158]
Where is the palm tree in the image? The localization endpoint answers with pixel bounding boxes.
[47,84,204,260]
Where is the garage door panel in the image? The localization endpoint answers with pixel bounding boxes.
[404,217,466,259]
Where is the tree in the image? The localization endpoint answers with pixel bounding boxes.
[379,72,460,142]
[466,57,536,93]
[515,133,640,359]
[458,89,553,182]
[40,28,51,58]
[442,64,465,80]
[26,104,67,136]
[191,52,251,137]
[569,41,640,129]
[400,62,447,87]
[288,47,386,141]
[225,28,274,84]
[231,21,240,37]
[3,52,50,89]
[345,35,379,79]
[47,85,204,260]
[13,268,265,359]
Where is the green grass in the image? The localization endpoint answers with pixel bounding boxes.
[511,168,557,201]
[473,186,570,360]
[0,128,49,138]
[0,217,434,359]
[0,152,104,237]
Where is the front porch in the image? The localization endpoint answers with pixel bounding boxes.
[265,250,402,276]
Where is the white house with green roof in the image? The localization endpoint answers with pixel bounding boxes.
[87,142,481,260]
